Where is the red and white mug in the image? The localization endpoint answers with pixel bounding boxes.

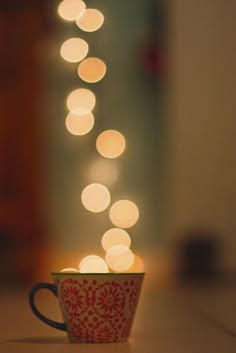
[29,272,144,343]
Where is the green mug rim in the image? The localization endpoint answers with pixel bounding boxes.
[51,272,145,276]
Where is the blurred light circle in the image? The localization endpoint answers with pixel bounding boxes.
[66,88,96,115]
[58,0,86,21]
[105,245,134,272]
[65,111,94,136]
[79,255,102,271]
[60,267,79,273]
[81,183,111,212]
[88,158,119,186]
[101,228,131,252]
[76,8,104,32]
[80,256,109,273]
[96,130,126,159]
[109,200,139,228]
[60,38,88,63]
[78,57,106,83]
[125,255,144,273]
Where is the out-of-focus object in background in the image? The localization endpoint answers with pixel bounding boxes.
[109,200,139,229]
[79,255,109,273]
[81,183,111,213]
[58,0,86,22]
[60,267,79,273]
[77,57,106,83]
[65,111,94,136]
[96,130,126,159]
[66,87,96,115]
[139,0,166,80]
[0,1,48,287]
[175,227,221,283]
[60,37,89,63]
[76,8,104,32]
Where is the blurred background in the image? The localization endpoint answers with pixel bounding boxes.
[0,0,235,288]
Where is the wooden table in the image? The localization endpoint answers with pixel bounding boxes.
[0,279,236,353]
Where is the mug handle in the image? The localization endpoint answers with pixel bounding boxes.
[29,283,66,331]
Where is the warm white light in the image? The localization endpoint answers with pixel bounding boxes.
[58,0,86,22]
[109,200,139,228]
[79,255,102,271]
[66,88,96,115]
[105,245,134,272]
[101,228,131,252]
[81,183,111,212]
[96,130,126,159]
[80,256,109,273]
[78,57,107,83]
[76,8,104,32]
[65,111,94,136]
[60,267,79,273]
[88,158,119,186]
[125,255,144,273]
[60,38,88,63]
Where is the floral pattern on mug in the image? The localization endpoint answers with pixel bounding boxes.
[61,278,89,315]
[92,281,125,319]
[58,275,144,343]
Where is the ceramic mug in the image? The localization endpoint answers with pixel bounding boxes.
[29,272,144,343]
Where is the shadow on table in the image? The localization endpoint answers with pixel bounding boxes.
[5,336,66,344]
[6,337,134,349]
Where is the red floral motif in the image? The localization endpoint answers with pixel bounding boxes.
[55,276,144,343]
[92,281,125,319]
[128,278,143,314]
[93,321,118,343]
[61,279,88,315]
[68,317,89,342]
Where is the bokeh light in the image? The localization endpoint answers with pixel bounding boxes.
[105,245,134,272]
[88,158,119,186]
[79,256,109,273]
[60,38,88,63]
[66,88,96,115]
[96,130,126,159]
[79,255,102,271]
[76,8,104,32]
[65,111,94,136]
[60,267,79,273]
[81,183,111,212]
[109,200,139,228]
[124,255,144,273]
[78,57,107,83]
[58,0,86,22]
[101,228,131,252]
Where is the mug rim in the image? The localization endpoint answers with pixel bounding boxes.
[51,272,145,276]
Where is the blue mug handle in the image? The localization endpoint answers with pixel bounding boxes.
[29,283,66,331]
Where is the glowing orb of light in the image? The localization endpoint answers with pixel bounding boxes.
[79,256,109,273]
[124,255,144,273]
[58,0,86,22]
[60,268,79,273]
[66,88,96,115]
[101,228,131,252]
[78,57,107,83]
[79,255,101,271]
[60,38,88,63]
[109,200,139,228]
[65,111,94,136]
[88,158,119,186]
[105,245,134,272]
[96,130,126,159]
[81,183,111,212]
[76,8,104,32]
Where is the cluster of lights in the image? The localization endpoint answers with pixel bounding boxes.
[58,0,143,273]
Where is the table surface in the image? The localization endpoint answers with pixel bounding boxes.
[0,279,236,353]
